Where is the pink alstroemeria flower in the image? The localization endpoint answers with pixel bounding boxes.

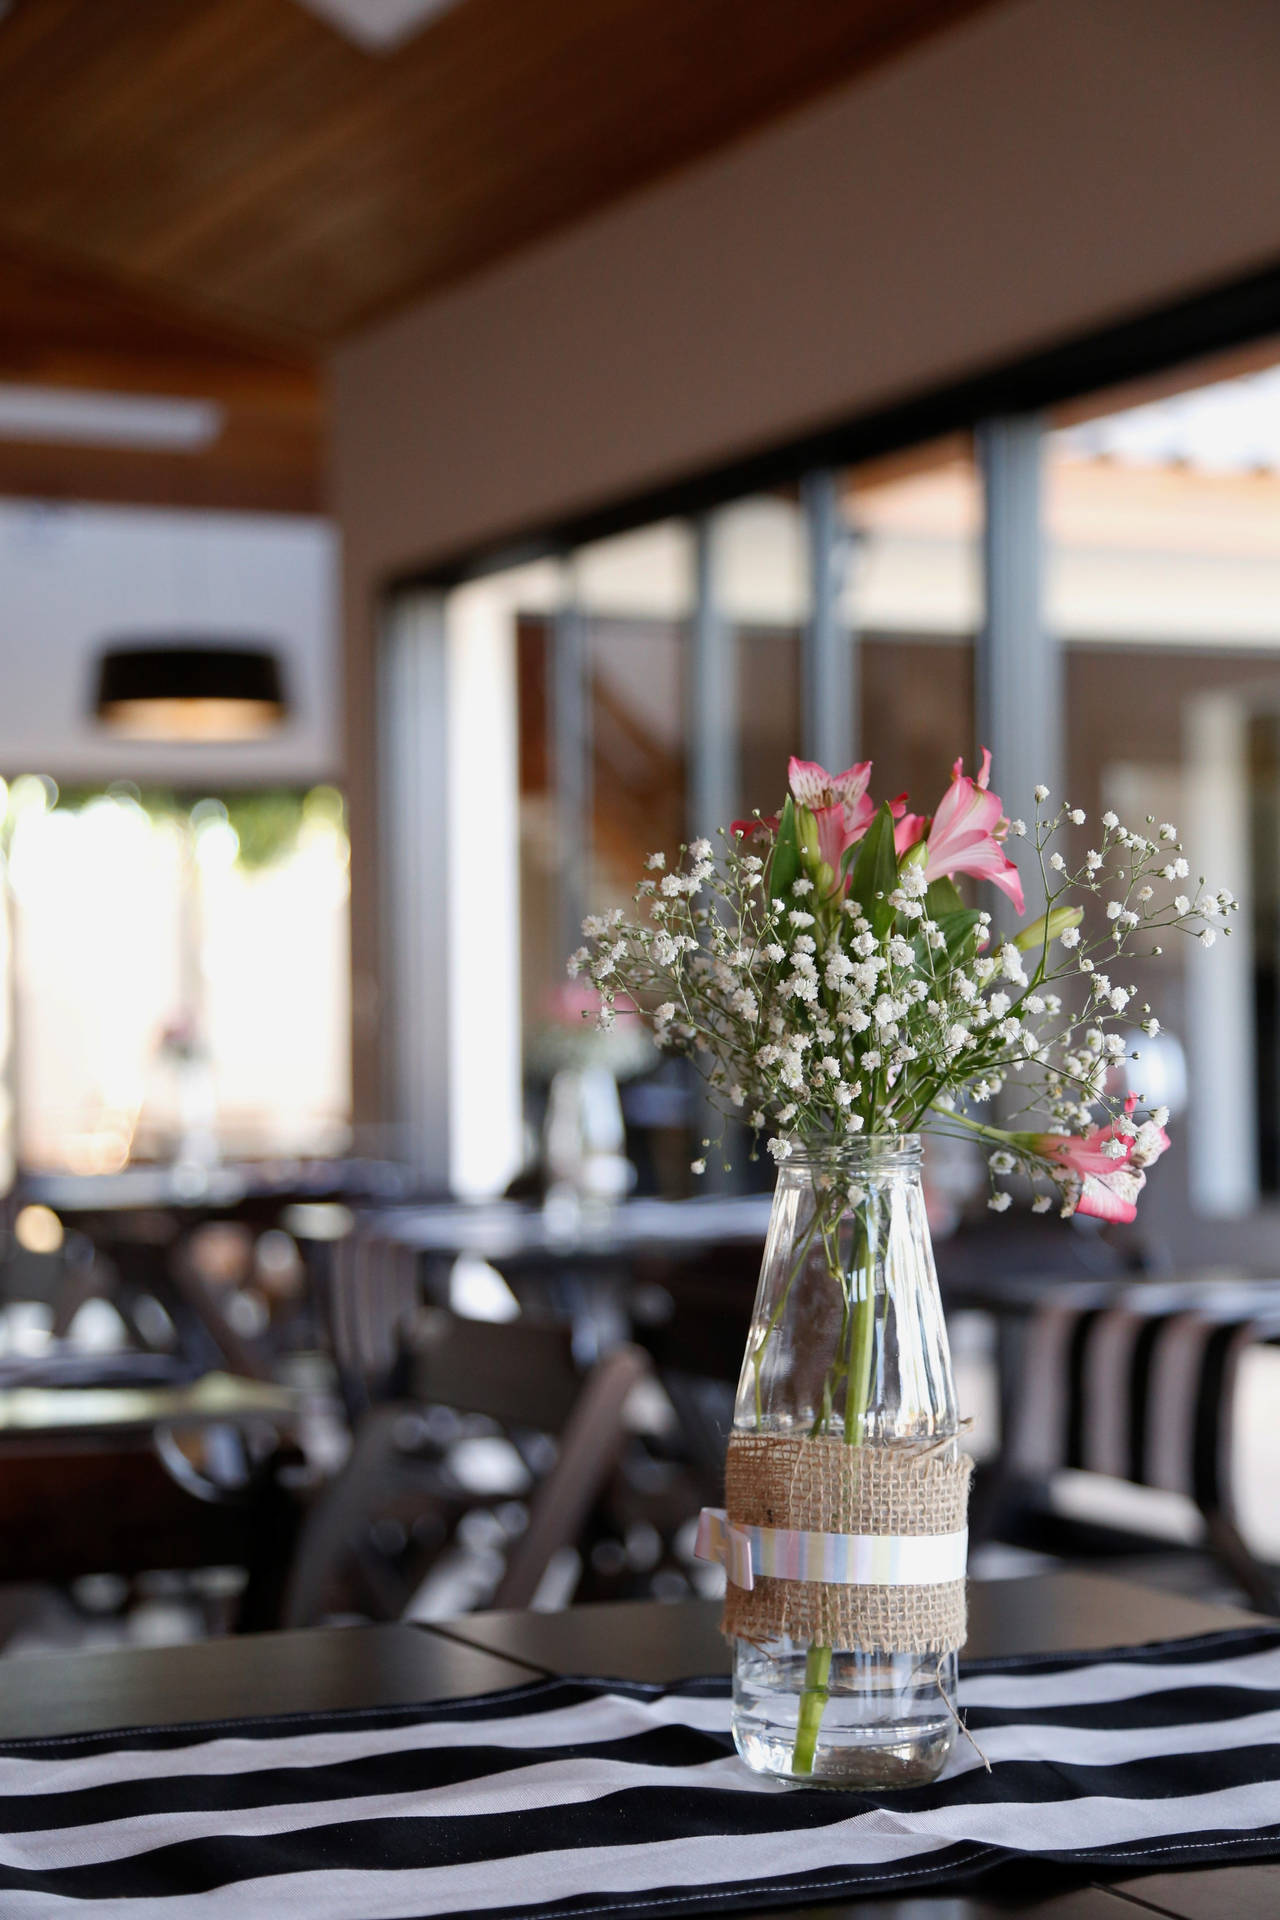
[733,758,901,896]
[787,758,879,891]
[786,757,877,841]
[894,749,1025,914]
[1027,1097,1171,1224]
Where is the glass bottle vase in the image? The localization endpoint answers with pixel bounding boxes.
[728,1135,964,1789]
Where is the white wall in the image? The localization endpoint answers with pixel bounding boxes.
[0,500,338,786]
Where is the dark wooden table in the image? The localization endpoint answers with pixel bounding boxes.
[0,1571,1272,1917]
[433,1572,1279,1920]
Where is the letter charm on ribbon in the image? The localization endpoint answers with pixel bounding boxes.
[695,1506,967,1593]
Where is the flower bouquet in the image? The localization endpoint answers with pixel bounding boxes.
[571,751,1231,1786]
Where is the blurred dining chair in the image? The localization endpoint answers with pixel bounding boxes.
[990,1276,1280,1611]
[281,1310,653,1626]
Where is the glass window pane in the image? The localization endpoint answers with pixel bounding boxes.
[1048,342,1280,1222]
[846,437,981,807]
[577,522,694,908]
[717,492,806,822]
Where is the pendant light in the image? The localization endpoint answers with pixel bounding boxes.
[92,641,288,741]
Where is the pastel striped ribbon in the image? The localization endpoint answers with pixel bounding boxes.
[694,1506,968,1592]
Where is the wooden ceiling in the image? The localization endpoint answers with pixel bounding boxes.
[0,0,996,509]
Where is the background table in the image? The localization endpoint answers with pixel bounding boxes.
[0,1572,1272,1918]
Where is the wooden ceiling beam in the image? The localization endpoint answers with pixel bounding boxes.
[0,0,1001,344]
[0,238,322,512]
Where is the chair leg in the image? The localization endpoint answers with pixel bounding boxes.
[236,1445,307,1633]
[493,1345,651,1611]
[1204,1510,1280,1616]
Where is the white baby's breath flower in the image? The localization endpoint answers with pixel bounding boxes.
[988,1150,1016,1174]
[1101,810,1119,829]
[1201,928,1216,947]
[690,1158,706,1175]
[765,1136,793,1163]
[1106,901,1122,920]
[1070,809,1086,826]
[645,852,666,871]
[1034,784,1050,803]
[1031,1194,1053,1214]
[1049,852,1066,872]
[791,877,814,897]
[788,910,815,928]
[1060,926,1080,948]
[1085,850,1103,872]
[988,1191,1012,1212]
[1159,823,1177,841]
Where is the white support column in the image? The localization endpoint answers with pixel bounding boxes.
[977,416,1059,921]
[1184,693,1257,1217]
[378,580,525,1198]
[688,512,739,842]
[378,592,451,1189]
[445,579,524,1199]
[802,469,856,772]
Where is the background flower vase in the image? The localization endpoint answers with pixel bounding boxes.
[706,1137,968,1787]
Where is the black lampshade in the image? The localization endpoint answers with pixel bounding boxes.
[93,642,288,741]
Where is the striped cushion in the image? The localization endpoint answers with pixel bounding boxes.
[1012,1280,1280,1512]
[0,1628,1278,1914]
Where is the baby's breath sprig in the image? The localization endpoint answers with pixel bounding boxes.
[572,757,1232,1224]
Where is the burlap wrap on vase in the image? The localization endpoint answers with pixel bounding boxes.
[722,1433,973,1655]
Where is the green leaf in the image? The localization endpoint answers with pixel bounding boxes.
[847,803,900,934]
[925,877,965,920]
[768,795,800,902]
[1013,905,1083,952]
[933,906,983,960]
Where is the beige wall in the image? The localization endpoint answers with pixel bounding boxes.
[332,0,1280,1121]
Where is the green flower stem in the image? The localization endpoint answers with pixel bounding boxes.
[794,1207,875,1776]
[844,1217,874,1444]
[793,1641,832,1775]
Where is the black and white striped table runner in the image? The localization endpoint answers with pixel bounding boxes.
[0,1626,1278,1917]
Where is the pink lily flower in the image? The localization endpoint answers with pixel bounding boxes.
[786,757,877,841]
[1027,1097,1171,1224]
[894,749,1025,914]
[732,758,877,846]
